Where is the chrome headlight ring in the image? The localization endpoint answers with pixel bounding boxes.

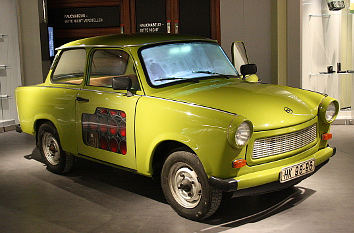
[235,121,252,147]
[227,117,253,149]
[325,101,336,122]
[319,98,339,123]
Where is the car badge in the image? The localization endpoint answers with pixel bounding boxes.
[284,107,293,114]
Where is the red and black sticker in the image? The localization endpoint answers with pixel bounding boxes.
[82,108,127,155]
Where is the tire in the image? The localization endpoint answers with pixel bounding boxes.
[37,123,74,174]
[161,150,222,220]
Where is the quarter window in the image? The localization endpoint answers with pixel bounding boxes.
[89,49,140,90]
[52,49,86,85]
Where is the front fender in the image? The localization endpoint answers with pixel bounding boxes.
[134,96,248,178]
[143,133,200,176]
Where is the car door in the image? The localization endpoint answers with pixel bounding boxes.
[76,48,142,170]
[47,48,87,154]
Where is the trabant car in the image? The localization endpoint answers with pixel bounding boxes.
[16,34,338,220]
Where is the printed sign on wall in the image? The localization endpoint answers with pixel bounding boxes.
[49,7,120,29]
[137,22,165,33]
[135,0,166,33]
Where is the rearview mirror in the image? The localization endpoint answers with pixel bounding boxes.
[112,76,132,91]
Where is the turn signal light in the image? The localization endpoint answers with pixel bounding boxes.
[322,133,332,140]
[232,159,247,168]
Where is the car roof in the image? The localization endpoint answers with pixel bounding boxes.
[57,34,216,50]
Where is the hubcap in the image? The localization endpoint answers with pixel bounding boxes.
[169,164,202,208]
[42,132,60,166]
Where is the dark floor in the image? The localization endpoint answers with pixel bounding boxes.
[0,125,353,233]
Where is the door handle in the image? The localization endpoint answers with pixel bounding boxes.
[76,97,89,102]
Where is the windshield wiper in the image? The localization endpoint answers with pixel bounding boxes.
[192,70,219,75]
[192,71,235,79]
[155,77,199,83]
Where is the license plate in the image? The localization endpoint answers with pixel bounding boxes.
[280,159,315,183]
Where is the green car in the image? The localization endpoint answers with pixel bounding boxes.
[16,34,338,220]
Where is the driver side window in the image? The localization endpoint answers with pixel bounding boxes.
[89,49,140,91]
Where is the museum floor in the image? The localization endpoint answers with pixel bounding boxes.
[0,125,353,233]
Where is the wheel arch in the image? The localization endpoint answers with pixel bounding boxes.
[33,118,60,145]
[150,140,195,179]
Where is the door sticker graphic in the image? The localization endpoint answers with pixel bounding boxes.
[82,107,127,154]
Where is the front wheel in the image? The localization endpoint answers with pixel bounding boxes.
[161,151,222,220]
[37,123,74,174]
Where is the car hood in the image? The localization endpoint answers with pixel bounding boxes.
[150,79,321,131]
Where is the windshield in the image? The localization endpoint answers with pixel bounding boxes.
[140,42,238,86]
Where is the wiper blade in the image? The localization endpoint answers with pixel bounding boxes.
[155,77,199,83]
[192,71,235,79]
[192,70,219,75]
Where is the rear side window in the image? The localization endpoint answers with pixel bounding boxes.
[52,49,86,85]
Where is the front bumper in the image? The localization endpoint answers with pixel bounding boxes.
[209,146,336,196]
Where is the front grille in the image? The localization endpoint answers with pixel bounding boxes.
[252,124,317,159]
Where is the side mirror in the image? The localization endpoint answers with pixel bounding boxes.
[244,74,259,83]
[240,64,257,76]
[112,76,132,91]
[232,41,259,82]
[231,41,249,72]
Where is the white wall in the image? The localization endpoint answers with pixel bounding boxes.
[220,0,273,84]
[0,0,22,125]
[302,0,342,89]
[17,0,44,86]
[0,0,44,126]
[287,0,302,88]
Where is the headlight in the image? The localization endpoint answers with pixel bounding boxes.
[235,122,251,146]
[227,117,253,148]
[319,98,339,123]
[325,102,336,122]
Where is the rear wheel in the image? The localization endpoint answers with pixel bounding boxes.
[161,150,222,220]
[38,123,74,174]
